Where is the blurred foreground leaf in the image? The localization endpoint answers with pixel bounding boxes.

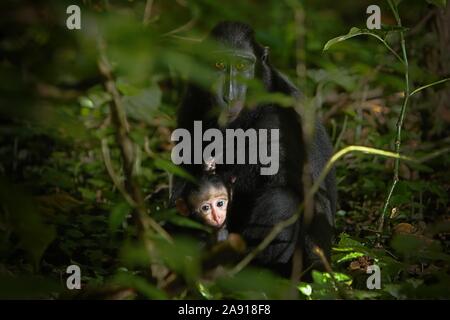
[0,179,56,270]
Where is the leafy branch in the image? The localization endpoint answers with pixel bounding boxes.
[323,27,405,65]
[97,37,172,244]
[378,0,411,232]
[322,0,450,233]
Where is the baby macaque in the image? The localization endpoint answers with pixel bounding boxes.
[175,158,234,241]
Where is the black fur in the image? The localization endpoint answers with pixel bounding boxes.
[173,21,336,277]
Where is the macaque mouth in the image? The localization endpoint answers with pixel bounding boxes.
[228,100,244,111]
[214,221,225,228]
[224,100,244,122]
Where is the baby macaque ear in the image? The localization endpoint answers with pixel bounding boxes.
[175,198,190,216]
[204,157,216,175]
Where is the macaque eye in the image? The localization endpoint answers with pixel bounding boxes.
[235,62,248,71]
[216,199,227,208]
[215,61,225,70]
[201,204,211,213]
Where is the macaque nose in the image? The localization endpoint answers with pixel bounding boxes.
[211,209,223,225]
[224,72,236,103]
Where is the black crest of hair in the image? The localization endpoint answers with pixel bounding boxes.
[181,174,229,205]
[172,21,337,278]
[209,21,259,52]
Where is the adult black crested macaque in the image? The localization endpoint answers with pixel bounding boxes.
[173,21,336,277]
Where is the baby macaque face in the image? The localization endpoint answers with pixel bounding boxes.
[176,173,235,229]
[189,184,228,228]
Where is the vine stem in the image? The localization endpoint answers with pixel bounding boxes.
[378,0,410,232]
[230,145,413,276]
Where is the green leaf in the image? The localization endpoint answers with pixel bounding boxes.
[109,201,131,233]
[153,158,197,183]
[197,282,214,300]
[323,27,404,64]
[120,242,152,267]
[335,233,367,250]
[78,187,97,202]
[112,273,167,300]
[323,27,366,51]
[336,252,365,264]
[0,180,56,270]
[391,234,450,262]
[116,81,141,96]
[350,289,383,299]
[311,271,351,284]
[333,272,352,283]
[154,236,201,282]
[217,268,292,299]
[298,283,312,297]
[311,270,328,284]
[0,275,61,299]
[122,86,162,124]
[166,214,212,233]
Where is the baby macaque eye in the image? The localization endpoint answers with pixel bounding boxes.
[201,204,211,213]
[216,199,227,208]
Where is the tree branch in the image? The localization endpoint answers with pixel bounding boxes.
[97,38,172,244]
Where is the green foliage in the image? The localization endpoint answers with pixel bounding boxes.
[1,0,449,300]
[215,268,292,299]
[323,27,404,65]
[111,272,167,299]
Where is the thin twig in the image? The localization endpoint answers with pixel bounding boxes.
[410,78,450,97]
[162,4,198,37]
[418,146,450,163]
[143,0,154,26]
[101,138,137,207]
[334,114,348,150]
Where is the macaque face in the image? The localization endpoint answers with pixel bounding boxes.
[176,175,234,229]
[190,186,228,228]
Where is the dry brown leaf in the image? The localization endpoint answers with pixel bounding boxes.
[393,222,415,235]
